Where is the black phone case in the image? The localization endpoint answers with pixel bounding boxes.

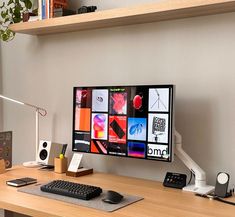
[6,177,37,187]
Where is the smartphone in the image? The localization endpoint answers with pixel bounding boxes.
[6,177,37,187]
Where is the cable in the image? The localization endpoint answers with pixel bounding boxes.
[214,197,235,206]
[195,193,235,206]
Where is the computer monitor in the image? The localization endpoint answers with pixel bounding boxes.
[72,85,175,162]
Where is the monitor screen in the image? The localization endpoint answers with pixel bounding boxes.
[72,85,175,162]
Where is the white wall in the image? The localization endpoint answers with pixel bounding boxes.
[1,1,235,187]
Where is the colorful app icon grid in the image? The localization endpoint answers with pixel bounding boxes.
[109,89,127,115]
[91,113,108,140]
[109,116,126,144]
[92,89,109,112]
[128,142,145,158]
[73,85,173,162]
[128,117,147,141]
[128,87,148,117]
[75,89,92,108]
[73,131,90,152]
[148,113,169,144]
[148,88,169,112]
[91,140,108,154]
[147,144,169,160]
[108,143,127,156]
[75,108,91,131]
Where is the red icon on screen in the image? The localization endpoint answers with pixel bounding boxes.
[133,95,143,110]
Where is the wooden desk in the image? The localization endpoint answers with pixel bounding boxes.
[0,166,234,217]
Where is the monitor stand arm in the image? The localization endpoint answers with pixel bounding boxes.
[174,131,214,195]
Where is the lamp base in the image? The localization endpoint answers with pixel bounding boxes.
[183,184,215,195]
[23,161,42,168]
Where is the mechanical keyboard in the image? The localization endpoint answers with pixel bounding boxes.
[40,180,102,200]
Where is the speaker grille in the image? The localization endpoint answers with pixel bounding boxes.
[39,149,48,161]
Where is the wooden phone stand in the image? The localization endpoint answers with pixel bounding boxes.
[66,167,93,177]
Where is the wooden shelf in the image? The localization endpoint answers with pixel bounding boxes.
[10,0,235,35]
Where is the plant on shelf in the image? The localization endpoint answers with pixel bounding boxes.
[0,0,32,42]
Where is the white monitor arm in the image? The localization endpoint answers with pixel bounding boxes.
[174,131,214,195]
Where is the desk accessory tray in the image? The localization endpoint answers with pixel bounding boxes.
[66,167,93,177]
[18,183,143,212]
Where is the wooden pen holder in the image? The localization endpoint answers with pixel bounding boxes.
[54,157,67,173]
[0,159,5,174]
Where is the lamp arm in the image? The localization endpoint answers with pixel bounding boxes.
[24,103,47,116]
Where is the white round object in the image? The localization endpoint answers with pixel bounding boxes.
[217,173,229,184]
[23,161,41,168]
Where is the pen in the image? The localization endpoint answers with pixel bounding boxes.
[61,144,67,156]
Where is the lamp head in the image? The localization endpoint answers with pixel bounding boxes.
[0,94,24,105]
[0,94,47,116]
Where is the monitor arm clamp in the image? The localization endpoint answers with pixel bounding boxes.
[174,131,214,195]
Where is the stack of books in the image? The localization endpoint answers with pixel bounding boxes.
[38,0,68,19]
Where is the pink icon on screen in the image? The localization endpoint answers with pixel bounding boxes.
[111,93,126,114]
[93,114,106,138]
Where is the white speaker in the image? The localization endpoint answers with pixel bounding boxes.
[37,140,64,166]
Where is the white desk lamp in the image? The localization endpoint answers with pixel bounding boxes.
[0,94,47,167]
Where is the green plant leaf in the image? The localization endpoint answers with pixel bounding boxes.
[7,0,14,6]
[0,2,5,9]
[13,17,22,23]
[0,27,15,41]
[13,17,21,23]
[2,33,8,41]
[1,11,7,19]
[0,0,28,42]
[24,0,32,9]
[13,7,21,18]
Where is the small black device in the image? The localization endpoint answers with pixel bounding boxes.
[102,190,124,204]
[78,6,97,14]
[40,180,102,200]
[163,172,187,189]
[39,165,54,170]
[6,177,37,187]
[110,119,125,139]
[53,8,76,17]
[214,172,230,198]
